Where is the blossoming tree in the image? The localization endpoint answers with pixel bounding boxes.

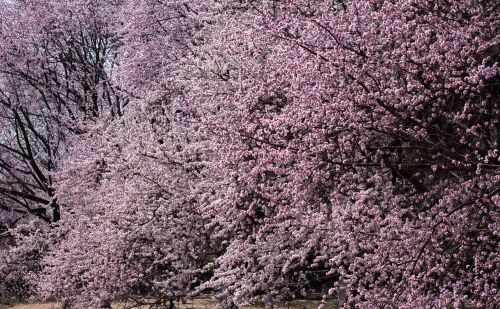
[0,0,498,308]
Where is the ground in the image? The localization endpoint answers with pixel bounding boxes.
[1,298,338,309]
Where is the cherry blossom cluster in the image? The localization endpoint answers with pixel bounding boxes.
[0,0,498,308]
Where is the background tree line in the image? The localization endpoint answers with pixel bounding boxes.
[0,0,498,308]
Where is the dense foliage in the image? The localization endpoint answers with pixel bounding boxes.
[0,0,498,308]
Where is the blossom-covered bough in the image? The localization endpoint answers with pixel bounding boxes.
[0,0,126,299]
[0,0,498,308]
[211,0,499,307]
